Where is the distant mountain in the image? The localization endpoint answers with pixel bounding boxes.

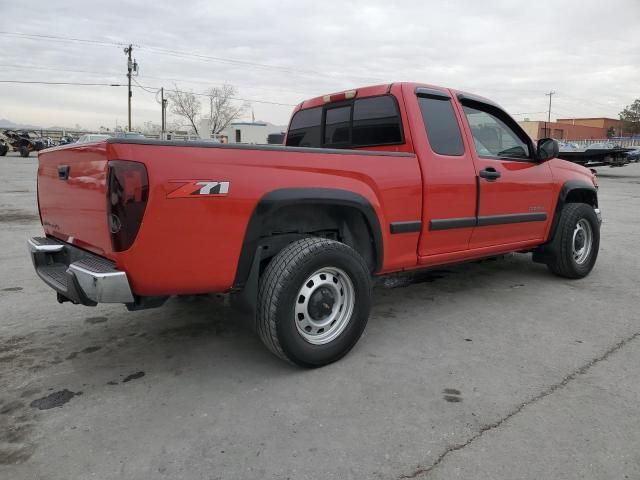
[0,119,89,132]
[0,118,42,130]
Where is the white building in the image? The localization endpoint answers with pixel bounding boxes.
[221,121,286,144]
[196,119,286,144]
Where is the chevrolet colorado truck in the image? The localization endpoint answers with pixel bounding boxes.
[30,82,601,367]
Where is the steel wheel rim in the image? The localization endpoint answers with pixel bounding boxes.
[572,219,593,265]
[294,267,355,345]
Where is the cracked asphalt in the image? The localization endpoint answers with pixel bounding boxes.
[1,152,639,479]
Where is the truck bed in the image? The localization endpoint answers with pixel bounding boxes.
[37,138,422,296]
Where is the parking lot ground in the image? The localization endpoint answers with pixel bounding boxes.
[1,151,639,479]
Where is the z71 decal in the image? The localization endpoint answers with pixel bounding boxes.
[167,180,230,198]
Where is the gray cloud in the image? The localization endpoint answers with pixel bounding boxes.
[1,0,638,129]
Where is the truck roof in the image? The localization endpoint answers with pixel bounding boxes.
[296,81,498,111]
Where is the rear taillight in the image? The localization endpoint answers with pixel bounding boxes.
[107,160,148,252]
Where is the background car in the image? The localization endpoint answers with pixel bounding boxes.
[76,134,112,144]
[113,131,145,138]
[586,142,615,150]
[624,148,640,162]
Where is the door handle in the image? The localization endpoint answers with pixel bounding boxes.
[58,165,70,180]
[479,167,501,181]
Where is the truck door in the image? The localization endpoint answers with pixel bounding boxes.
[407,86,479,257]
[456,96,555,248]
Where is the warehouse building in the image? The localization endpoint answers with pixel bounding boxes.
[518,117,622,141]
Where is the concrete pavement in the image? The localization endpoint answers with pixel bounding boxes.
[1,152,639,479]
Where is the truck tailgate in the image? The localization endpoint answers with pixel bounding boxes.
[37,142,113,258]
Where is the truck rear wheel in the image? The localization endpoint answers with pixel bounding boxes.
[19,146,29,157]
[256,238,371,367]
[546,203,600,279]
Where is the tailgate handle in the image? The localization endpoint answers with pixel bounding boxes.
[58,165,70,180]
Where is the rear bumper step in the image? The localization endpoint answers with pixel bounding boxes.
[28,237,134,306]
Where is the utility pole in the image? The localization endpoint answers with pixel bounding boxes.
[160,87,168,140]
[123,44,138,132]
[545,91,555,137]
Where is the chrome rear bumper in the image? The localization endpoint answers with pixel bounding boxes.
[28,237,134,305]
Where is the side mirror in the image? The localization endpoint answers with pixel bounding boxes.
[537,138,559,161]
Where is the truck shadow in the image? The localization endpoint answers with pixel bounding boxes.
[0,252,564,465]
[3,254,555,402]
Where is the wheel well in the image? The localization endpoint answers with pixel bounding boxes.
[537,184,598,255]
[564,188,598,208]
[257,204,377,273]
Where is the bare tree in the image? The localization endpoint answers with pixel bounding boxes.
[167,86,201,135]
[207,84,249,135]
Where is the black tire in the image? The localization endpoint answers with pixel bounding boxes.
[257,237,372,367]
[546,203,600,279]
[19,146,29,158]
[0,145,7,156]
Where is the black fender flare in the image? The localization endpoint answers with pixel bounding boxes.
[549,180,598,240]
[233,188,384,291]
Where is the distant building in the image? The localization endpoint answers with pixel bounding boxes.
[556,117,622,133]
[519,121,605,140]
[221,121,286,144]
[518,117,623,141]
[197,119,285,144]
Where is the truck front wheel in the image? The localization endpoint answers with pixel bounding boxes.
[256,238,371,367]
[546,203,600,279]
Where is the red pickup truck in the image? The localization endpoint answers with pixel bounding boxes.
[30,82,601,367]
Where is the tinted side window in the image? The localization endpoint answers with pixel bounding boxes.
[324,105,351,146]
[352,96,402,146]
[418,97,464,156]
[462,106,530,160]
[286,107,322,147]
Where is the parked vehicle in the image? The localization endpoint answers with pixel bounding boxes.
[2,129,46,157]
[624,148,640,162]
[29,82,602,367]
[113,131,145,138]
[586,142,615,150]
[58,135,76,146]
[76,134,112,144]
[558,143,634,168]
[0,133,9,156]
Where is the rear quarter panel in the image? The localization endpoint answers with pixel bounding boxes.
[107,143,422,296]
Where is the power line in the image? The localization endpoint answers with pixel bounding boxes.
[0,30,127,47]
[132,77,158,94]
[0,30,383,83]
[0,62,313,97]
[0,63,121,77]
[0,80,125,86]
[0,79,297,106]
[510,111,548,116]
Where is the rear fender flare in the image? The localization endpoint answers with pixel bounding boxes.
[233,188,383,291]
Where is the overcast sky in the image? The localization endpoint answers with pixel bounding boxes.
[1,0,639,130]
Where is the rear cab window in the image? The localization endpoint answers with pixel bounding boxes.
[416,89,465,156]
[286,107,322,147]
[286,95,403,149]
